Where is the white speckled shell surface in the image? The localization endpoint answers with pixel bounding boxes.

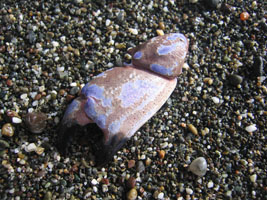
[81,66,177,143]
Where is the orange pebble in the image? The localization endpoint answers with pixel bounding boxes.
[158,150,166,159]
[240,12,249,21]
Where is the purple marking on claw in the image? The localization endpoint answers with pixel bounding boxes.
[119,79,158,107]
[133,51,142,59]
[157,43,178,55]
[167,33,184,40]
[150,63,173,76]
[58,33,189,166]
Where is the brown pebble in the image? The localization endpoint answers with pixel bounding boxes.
[59,89,66,96]
[128,160,135,168]
[101,178,109,185]
[6,79,13,86]
[158,22,165,30]
[127,177,136,189]
[2,123,14,137]
[34,94,42,100]
[37,170,46,177]
[126,188,138,200]
[0,45,6,53]
[24,112,47,134]
[188,124,198,136]
[145,158,152,166]
[158,150,166,159]
[6,110,19,118]
[42,71,49,77]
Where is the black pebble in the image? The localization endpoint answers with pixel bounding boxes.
[228,74,243,86]
[252,56,264,78]
[203,0,221,9]
[70,86,80,95]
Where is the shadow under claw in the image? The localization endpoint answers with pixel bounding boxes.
[57,123,128,167]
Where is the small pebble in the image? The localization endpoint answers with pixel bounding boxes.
[250,174,257,183]
[129,28,138,35]
[228,74,243,86]
[245,124,257,133]
[158,22,165,30]
[0,139,10,149]
[128,160,135,168]
[1,123,14,137]
[240,11,250,21]
[35,146,45,155]
[211,97,220,104]
[12,117,22,124]
[126,188,138,200]
[25,143,37,152]
[252,56,264,78]
[43,191,52,200]
[24,112,47,133]
[186,187,193,195]
[158,150,166,159]
[189,157,208,176]
[156,29,164,36]
[136,161,145,172]
[207,181,214,188]
[102,184,108,192]
[91,179,98,185]
[188,124,198,136]
[157,192,164,199]
[70,86,80,95]
[127,177,136,189]
[203,0,221,9]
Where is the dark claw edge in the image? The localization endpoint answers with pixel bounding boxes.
[57,122,129,167]
[95,135,129,167]
[56,122,78,156]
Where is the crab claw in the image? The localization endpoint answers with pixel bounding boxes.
[57,33,189,166]
[57,97,93,155]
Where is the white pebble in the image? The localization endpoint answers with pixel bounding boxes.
[25,143,37,152]
[30,92,37,99]
[60,36,66,43]
[189,157,207,177]
[102,185,108,192]
[250,174,257,183]
[20,93,28,100]
[157,192,164,200]
[32,100,38,107]
[129,28,138,35]
[91,179,98,185]
[105,19,111,26]
[57,66,65,72]
[12,117,22,124]
[19,159,26,165]
[140,154,146,160]
[93,186,98,193]
[94,37,100,44]
[160,142,168,149]
[70,82,77,87]
[211,96,220,104]
[207,181,214,188]
[245,124,257,132]
[186,187,193,195]
[183,62,190,70]
[39,86,45,92]
[51,41,59,48]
